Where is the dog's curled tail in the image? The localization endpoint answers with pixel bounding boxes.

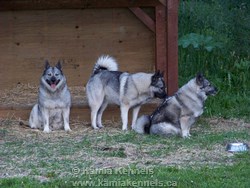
[92,55,118,75]
[132,115,151,134]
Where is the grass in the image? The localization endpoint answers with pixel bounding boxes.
[1,161,250,188]
[0,118,250,187]
[178,0,250,122]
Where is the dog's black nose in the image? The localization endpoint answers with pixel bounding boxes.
[51,76,56,83]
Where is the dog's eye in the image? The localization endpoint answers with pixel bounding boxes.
[48,73,52,76]
[55,73,59,76]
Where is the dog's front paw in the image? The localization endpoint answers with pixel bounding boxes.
[182,134,191,139]
[43,128,51,133]
[64,127,72,132]
[182,132,191,138]
[30,125,36,129]
[122,124,128,131]
[122,128,128,131]
[92,126,100,130]
[131,124,135,129]
[97,124,104,129]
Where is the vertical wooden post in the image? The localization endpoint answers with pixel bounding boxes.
[166,0,179,95]
[155,0,179,96]
[155,5,167,79]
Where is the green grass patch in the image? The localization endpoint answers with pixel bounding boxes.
[1,118,249,187]
[178,0,250,122]
[1,155,249,188]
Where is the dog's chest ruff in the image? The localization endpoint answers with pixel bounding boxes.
[39,87,71,109]
[42,98,68,109]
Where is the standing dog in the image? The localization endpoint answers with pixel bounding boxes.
[86,55,167,130]
[29,61,71,133]
[132,73,217,138]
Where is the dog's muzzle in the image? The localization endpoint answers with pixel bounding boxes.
[46,77,60,89]
[207,87,218,96]
[155,88,167,99]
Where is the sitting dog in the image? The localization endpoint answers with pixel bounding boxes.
[132,73,217,138]
[29,61,71,133]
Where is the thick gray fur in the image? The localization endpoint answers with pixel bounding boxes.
[29,61,71,133]
[132,73,217,138]
[86,55,167,130]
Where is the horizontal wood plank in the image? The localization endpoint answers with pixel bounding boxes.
[0,9,155,89]
[0,103,160,123]
[0,0,162,11]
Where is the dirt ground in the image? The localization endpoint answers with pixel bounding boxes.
[1,116,249,176]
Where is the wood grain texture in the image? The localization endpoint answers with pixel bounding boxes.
[0,8,155,89]
[0,103,160,124]
[155,5,167,79]
[166,0,179,95]
[0,1,180,124]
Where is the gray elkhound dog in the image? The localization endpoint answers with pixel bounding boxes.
[132,73,217,138]
[29,61,71,133]
[86,55,167,130]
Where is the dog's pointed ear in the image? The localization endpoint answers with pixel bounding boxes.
[152,71,158,82]
[45,60,50,70]
[56,60,62,70]
[154,70,161,77]
[196,72,204,85]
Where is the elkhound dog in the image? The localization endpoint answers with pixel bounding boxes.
[29,60,71,133]
[86,55,167,130]
[132,73,217,138]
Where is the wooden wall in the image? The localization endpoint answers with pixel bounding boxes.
[0,8,155,89]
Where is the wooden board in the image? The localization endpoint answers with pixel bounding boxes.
[166,0,179,95]
[0,103,160,126]
[0,8,155,89]
[0,1,180,127]
[0,0,163,10]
